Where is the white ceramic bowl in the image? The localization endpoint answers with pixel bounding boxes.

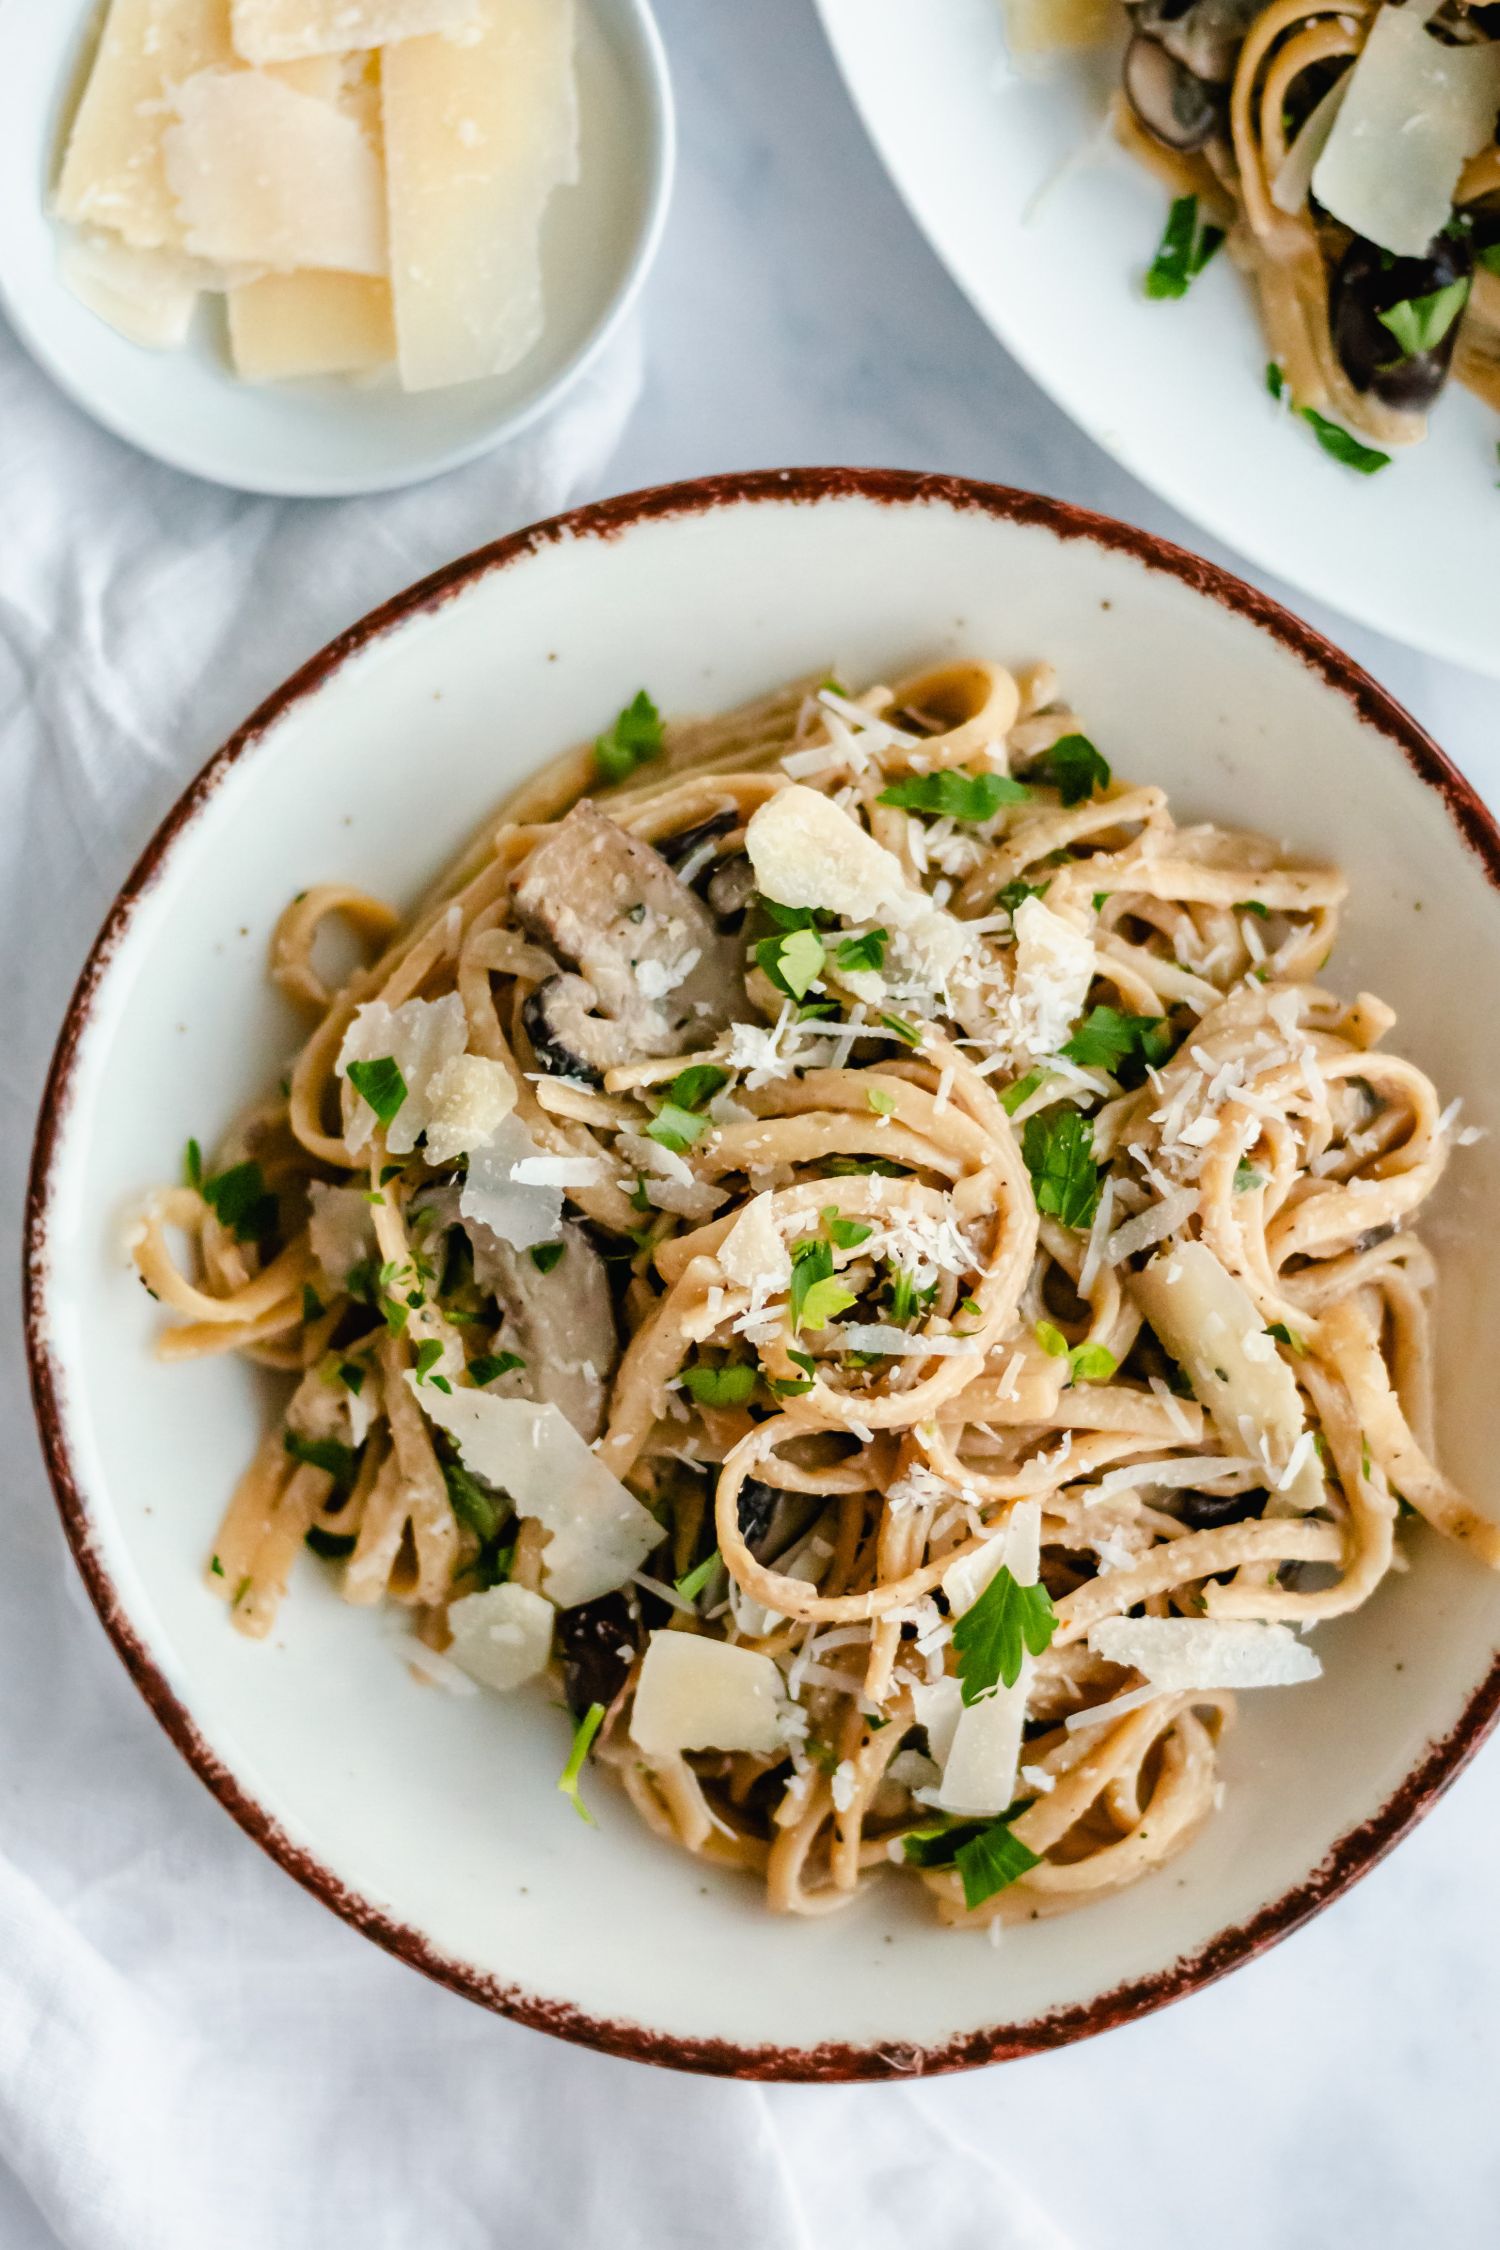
[25,470,1500,2077]
[814,0,1500,679]
[0,0,673,497]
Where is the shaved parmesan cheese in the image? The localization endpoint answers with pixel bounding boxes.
[418,1052,517,1167]
[459,1112,564,1249]
[629,1632,785,1756]
[56,0,235,250]
[509,1154,607,1187]
[1103,1186,1197,1267]
[1131,1243,1323,1512]
[382,0,579,391]
[909,1675,963,1766]
[228,271,396,381]
[230,0,481,64]
[1088,1616,1322,1691]
[411,1381,659,1607]
[838,1326,981,1358]
[717,1192,790,1291]
[445,1581,554,1692]
[747,785,910,925]
[164,68,388,274]
[1271,70,1349,216]
[1012,895,1093,1060]
[306,1181,376,1284]
[1312,9,1500,257]
[935,1500,1041,1818]
[336,992,467,1153]
[57,232,202,350]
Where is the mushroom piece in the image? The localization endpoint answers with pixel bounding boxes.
[513,804,744,1082]
[1130,0,1260,85]
[555,1592,639,1719]
[1330,231,1472,413]
[1123,31,1219,151]
[467,1217,619,1444]
[658,810,756,930]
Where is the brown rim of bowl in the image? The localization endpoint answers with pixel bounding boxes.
[23,466,1500,2082]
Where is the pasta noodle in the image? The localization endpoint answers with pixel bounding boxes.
[132,656,1496,1930]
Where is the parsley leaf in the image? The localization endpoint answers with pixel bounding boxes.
[413,1338,446,1385]
[302,1283,325,1324]
[675,1551,721,1602]
[789,1236,856,1334]
[680,1362,758,1406]
[1479,243,1500,278]
[756,925,825,1002]
[954,1821,1043,1909]
[336,1360,365,1396]
[995,879,1047,917]
[1237,899,1269,918]
[877,770,1030,821]
[595,690,664,786]
[558,1702,605,1823]
[1060,1006,1169,1074]
[1266,359,1286,400]
[769,1346,817,1398]
[667,1064,727,1111]
[183,1137,203,1189]
[1034,1321,1115,1386]
[821,1203,872,1251]
[1000,1068,1044,1117]
[1145,193,1223,300]
[647,1100,712,1153]
[530,1241,565,1274]
[469,1351,524,1386]
[880,1010,920,1047]
[284,1429,357,1492]
[1266,1321,1306,1355]
[866,1086,896,1116]
[952,1565,1058,1703]
[1234,1163,1268,1193]
[834,927,888,974]
[1300,408,1390,475]
[345,1055,408,1129]
[1033,732,1111,807]
[1021,1109,1101,1229]
[798,1275,857,1333]
[441,1453,503,1544]
[202,1159,278,1244]
[1377,278,1469,361]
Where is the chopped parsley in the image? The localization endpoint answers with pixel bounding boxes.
[877,769,1030,821]
[1060,1006,1171,1076]
[880,1010,920,1047]
[995,879,1047,917]
[302,1283,326,1324]
[183,1137,203,1189]
[1000,1068,1044,1117]
[201,1158,278,1244]
[1145,193,1224,300]
[283,1429,357,1492]
[822,1203,872,1251]
[866,1086,896,1116]
[413,1338,448,1387]
[558,1702,605,1823]
[1480,243,1500,277]
[1237,899,1269,918]
[1266,1321,1306,1355]
[834,927,888,974]
[594,690,664,786]
[1034,1321,1115,1386]
[675,1551,721,1602]
[336,1360,366,1395]
[680,1361,758,1406]
[209,1554,224,1578]
[756,925,825,1003]
[901,1814,1042,1905]
[1301,408,1391,476]
[344,1055,408,1129]
[646,1100,712,1154]
[468,1351,524,1387]
[769,1347,818,1398]
[1021,1108,1101,1229]
[667,1063,728,1111]
[789,1236,857,1334]
[530,1241,565,1274]
[1377,279,1469,361]
[953,1565,1058,1704]
[441,1453,503,1545]
[1033,733,1110,807]
[1234,1163,1268,1193]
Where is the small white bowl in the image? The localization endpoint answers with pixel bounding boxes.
[25,471,1500,2076]
[0,0,673,497]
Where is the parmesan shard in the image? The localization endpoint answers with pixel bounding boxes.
[336,993,468,1153]
[1311,9,1500,258]
[230,0,482,64]
[936,1501,1042,1818]
[410,1381,660,1607]
[629,1633,785,1757]
[748,785,911,926]
[1088,1616,1322,1691]
[57,232,203,349]
[420,1051,517,1167]
[382,0,579,392]
[1130,1243,1324,1513]
[306,1181,377,1284]
[163,68,388,273]
[716,1192,790,1292]
[1010,895,1093,1060]
[55,0,235,250]
[445,1581,554,1692]
[228,271,396,380]
[459,1112,567,1250]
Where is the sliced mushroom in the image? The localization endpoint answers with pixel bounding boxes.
[1123,31,1219,151]
[555,1592,639,1718]
[658,811,756,929]
[468,1217,619,1443]
[1330,231,1472,413]
[513,804,744,1080]
[1130,0,1260,84]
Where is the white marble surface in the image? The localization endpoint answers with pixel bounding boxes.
[4,2,1498,2245]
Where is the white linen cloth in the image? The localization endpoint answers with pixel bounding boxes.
[0,318,1072,2250]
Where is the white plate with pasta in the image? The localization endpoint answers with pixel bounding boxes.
[25,468,1500,2075]
[814,0,1500,678]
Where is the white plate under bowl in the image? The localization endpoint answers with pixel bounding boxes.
[25,469,1500,2077]
[814,0,1500,679]
[0,0,673,497]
